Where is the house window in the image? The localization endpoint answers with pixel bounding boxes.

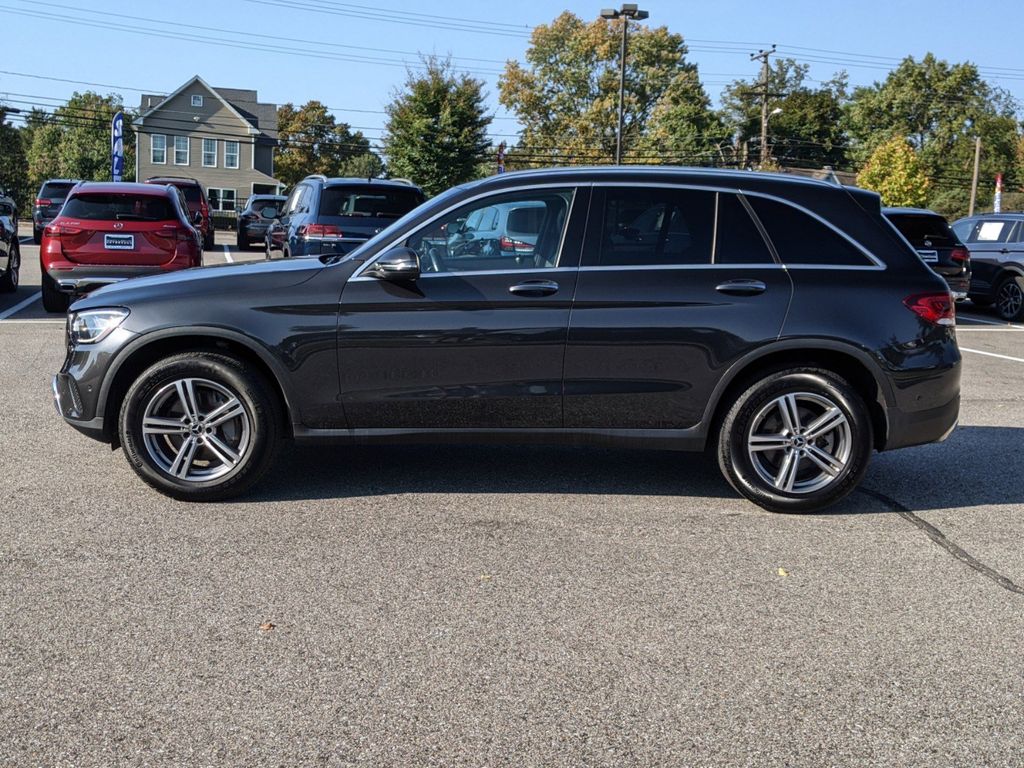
[191,94,203,107]
[224,141,240,169]
[174,136,189,165]
[208,188,236,212]
[151,134,166,164]
[202,138,217,168]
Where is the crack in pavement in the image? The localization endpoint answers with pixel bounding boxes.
[858,487,1024,596]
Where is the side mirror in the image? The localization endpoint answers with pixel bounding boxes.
[369,247,420,282]
[193,211,203,224]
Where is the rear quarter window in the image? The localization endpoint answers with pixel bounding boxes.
[747,196,872,266]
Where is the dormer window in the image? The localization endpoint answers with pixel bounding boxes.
[191,94,203,107]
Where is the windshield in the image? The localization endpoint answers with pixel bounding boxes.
[62,193,177,221]
[329,184,466,264]
[318,185,424,219]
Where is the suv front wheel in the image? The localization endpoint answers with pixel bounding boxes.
[718,368,873,513]
[119,352,281,501]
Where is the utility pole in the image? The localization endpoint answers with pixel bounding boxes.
[968,136,981,216]
[750,45,776,168]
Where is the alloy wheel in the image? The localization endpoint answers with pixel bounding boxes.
[746,392,852,494]
[141,377,251,482]
[996,278,1023,320]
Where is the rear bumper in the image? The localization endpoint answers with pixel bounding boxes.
[883,392,960,450]
[46,265,183,295]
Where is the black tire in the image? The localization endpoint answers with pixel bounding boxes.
[203,230,215,251]
[0,243,19,293]
[118,352,282,501]
[968,295,992,308]
[236,233,247,251]
[717,368,873,514]
[994,274,1024,322]
[33,227,42,245]
[41,271,70,313]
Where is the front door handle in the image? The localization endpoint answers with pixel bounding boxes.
[715,279,767,296]
[509,279,559,297]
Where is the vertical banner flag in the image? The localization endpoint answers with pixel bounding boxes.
[111,111,124,182]
[994,173,1003,214]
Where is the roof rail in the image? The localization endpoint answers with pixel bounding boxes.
[303,174,328,183]
[389,177,416,186]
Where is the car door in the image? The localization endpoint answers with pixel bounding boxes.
[563,185,792,429]
[336,186,587,429]
[961,218,1021,297]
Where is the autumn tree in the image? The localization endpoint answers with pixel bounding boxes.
[856,137,929,208]
[499,12,722,165]
[276,101,372,186]
[844,54,1018,218]
[383,57,491,196]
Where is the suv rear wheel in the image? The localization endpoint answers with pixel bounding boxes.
[718,368,873,513]
[119,352,281,501]
[0,243,19,292]
[994,274,1024,322]
[41,271,70,312]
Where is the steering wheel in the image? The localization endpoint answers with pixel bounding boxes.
[426,246,446,273]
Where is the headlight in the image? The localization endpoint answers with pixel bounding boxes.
[69,308,129,344]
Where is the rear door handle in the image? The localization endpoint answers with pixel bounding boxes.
[509,279,559,297]
[715,279,767,296]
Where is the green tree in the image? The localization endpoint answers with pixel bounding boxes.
[383,57,491,196]
[856,136,929,207]
[27,122,63,192]
[276,100,372,186]
[338,151,385,179]
[721,60,849,169]
[0,105,30,210]
[499,11,721,165]
[844,54,1018,218]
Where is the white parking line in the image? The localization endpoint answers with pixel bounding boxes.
[0,319,64,325]
[956,327,1024,332]
[222,244,233,263]
[0,291,42,321]
[957,313,1024,328]
[961,347,1024,364]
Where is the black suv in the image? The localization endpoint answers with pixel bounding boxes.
[53,167,960,513]
[0,188,19,292]
[33,179,80,243]
[236,194,286,250]
[951,213,1024,321]
[883,207,970,299]
[265,175,425,259]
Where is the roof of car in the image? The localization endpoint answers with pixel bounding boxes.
[144,176,202,186]
[320,177,423,189]
[955,211,1024,220]
[481,165,847,191]
[40,179,81,185]
[882,207,945,216]
[73,182,175,196]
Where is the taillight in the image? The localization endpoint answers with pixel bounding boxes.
[500,235,533,253]
[44,224,82,239]
[35,198,52,208]
[904,292,955,326]
[303,224,342,239]
[951,246,969,264]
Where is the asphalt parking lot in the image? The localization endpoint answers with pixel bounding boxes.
[2,226,1023,765]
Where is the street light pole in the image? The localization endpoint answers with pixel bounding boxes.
[601,4,649,165]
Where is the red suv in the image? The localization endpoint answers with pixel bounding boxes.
[40,182,202,313]
[144,176,214,250]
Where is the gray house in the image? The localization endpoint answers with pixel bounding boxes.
[133,75,283,212]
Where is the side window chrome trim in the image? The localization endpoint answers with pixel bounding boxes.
[350,183,588,279]
[578,263,787,273]
[349,266,579,283]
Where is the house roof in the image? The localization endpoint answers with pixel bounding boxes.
[133,75,277,140]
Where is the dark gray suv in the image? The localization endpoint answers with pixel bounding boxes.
[951,213,1024,321]
[54,167,961,513]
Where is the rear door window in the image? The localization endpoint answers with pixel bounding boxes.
[714,194,774,264]
[747,196,872,266]
[599,188,715,266]
[62,194,176,221]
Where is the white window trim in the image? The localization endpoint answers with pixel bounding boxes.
[224,140,240,170]
[208,187,237,212]
[191,94,203,107]
[151,134,166,165]
[173,136,189,166]
[202,138,217,168]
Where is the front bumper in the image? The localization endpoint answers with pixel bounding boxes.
[53,374,107,441]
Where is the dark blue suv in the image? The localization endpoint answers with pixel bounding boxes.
[265,175,425,259]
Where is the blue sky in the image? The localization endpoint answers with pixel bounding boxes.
[2,0,1022,153]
